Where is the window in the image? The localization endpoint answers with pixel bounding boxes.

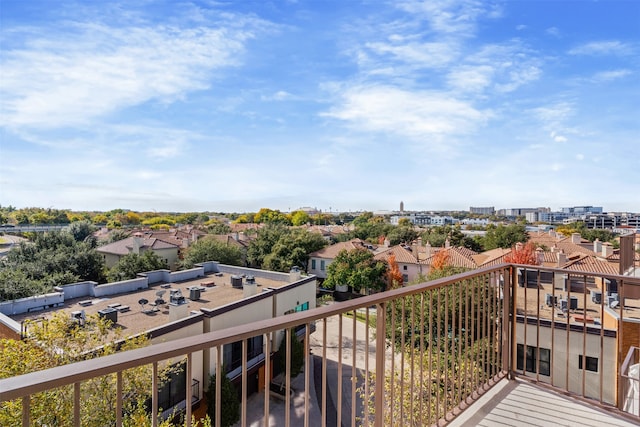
[224,335,263,373]
[156,360,187,412]
[320,260,325,271]
[311,259,316,270]
[578,355,598,372]
[402,274,409,283]
[517,344,550,376]
[403,265,408,270]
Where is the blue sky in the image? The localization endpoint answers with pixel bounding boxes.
[1,0,639,214]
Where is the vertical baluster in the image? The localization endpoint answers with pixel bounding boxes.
[22,395,30,427]
[375,303,386,427]
[582,274,588,398]
[419,292,425,422]
[428,289,434,423]
[285,329,291,427]
[337,314,343,427]
[186,353,192,427]
[305,323,311,427]
[322,319,328,427]
[242,339,247,427]
[74,382,80,427]
[351,310,356,427]
[390,300,395,425]
[116,371,123,427]
[264,333,271,427]
[152,362,158,427]
[216,345,222,427]
[410,295,415,425]
[400,299,406,424]
[436,287,441,421]
[364,308,370,427]
[550,271,556,387]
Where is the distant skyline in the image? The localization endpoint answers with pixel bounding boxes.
[1,1,639,213]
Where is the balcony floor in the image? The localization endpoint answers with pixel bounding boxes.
[449,379,637,427]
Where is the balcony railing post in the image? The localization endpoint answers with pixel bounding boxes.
[375,302,386,427]
[501,268,510,375]
[510,266,518,379]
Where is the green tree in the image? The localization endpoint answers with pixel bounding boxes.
[324,248,388,293]
[274,329,305,378]
[0,231,106,300]
[180,237,244,268]
[206,222,232,235]
[386,225,418,246]
[0,313,152,426]
[246,224,289,267]
[482,223,529,249]
[262,228,327,272]
[65,220,96,242]
[108,250,167,282]
[290,210,311,226]
[253,208,291,225]
[206,372,240,427]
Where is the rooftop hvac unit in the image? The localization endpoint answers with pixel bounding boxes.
[560,299,568,311]
[545,293,557,307]
[231,275,243,288]
[189,287,201,301]
[590,290,602,304]
[98,308,118,324]
[71,310,86,327]
[569,296,578,310]
[170,289,185,305]
[245,275,255,284]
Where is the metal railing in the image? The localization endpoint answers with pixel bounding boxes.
[621,347,639,417]
[1,264,639,426]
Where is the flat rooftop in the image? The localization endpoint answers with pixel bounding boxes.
[11,272,291,336]
[516,280,640,327]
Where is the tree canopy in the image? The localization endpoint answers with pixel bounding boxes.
[0,230,106,301]
[0,313,152,426]
[324,248,387,293]
[108,250,167,282]
[180,237,244,269]
[247,225,327,272]
[482,223,529,249]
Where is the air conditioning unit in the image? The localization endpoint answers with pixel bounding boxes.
[545,293,557,307]
[590,290,602,304]
[569,296,578,310]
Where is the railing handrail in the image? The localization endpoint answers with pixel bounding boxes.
[1,263,638,403]
[620,346,640,380]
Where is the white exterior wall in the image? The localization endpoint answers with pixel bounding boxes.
[516,322,617,404]
[205,296,274,378]
[308,257,330,279]
[272,279,317,349]
[150,320,205,401]
[398,262,423,283]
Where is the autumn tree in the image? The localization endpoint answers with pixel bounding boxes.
[504,241,541,265]
[386,254,404,289]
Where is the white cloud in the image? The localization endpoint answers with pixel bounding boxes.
[576,154,584,161]
[546,27,560,37]
[516,24,527,31]
[323,84,491,148]
[0,21,261,129]
[364,41,459,68]
[261,91,294,101]
[447,65,494,92]
[568,41,632,56]
[554,135,567,143]
[396,0,491,36]
[590,69,632,82]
